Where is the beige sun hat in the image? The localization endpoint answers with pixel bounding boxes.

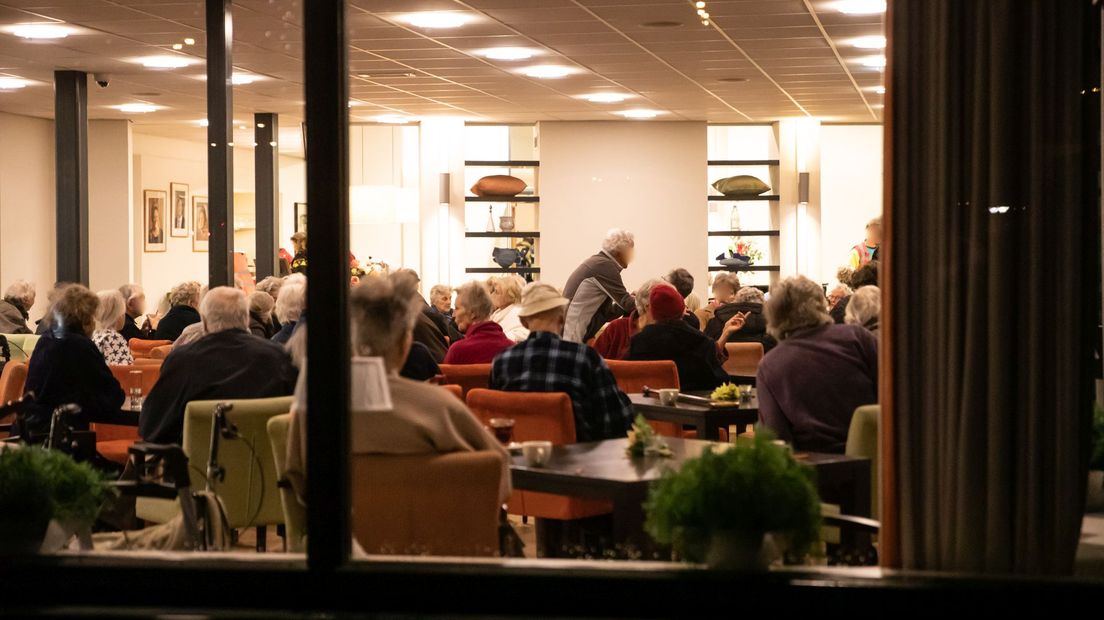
[517,282,569,318]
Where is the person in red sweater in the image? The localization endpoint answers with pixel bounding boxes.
[443,281,515,364]
[592,278,664,360]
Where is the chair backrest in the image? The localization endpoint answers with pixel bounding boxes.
[846,404,880,519]
[722,342,765,377]
[0,361,28,432]
[150,345,173,360]
[129,338,172,359]
[266,413,306,552]
[438,363,492,398]
[442,384,463,402]
[352,451,502,557]
[109,364,161,395]
[604,360,681,437]
[466,389,575,444]
[2,334,40,362]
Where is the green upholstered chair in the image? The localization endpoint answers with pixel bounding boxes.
[2,333,40,362]
[136,397,293,549]
[845,404,880,519]
[266,413,306,552]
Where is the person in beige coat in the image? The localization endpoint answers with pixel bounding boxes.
[285,278,511,507]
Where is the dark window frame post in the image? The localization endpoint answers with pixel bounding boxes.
[54,69,89,286]
[206,0,235,288]
[254,112,280,280]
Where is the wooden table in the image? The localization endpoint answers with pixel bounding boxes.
[510,437,871,555]
[629,392,759,440]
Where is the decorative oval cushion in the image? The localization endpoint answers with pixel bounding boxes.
[712,175,770,197]
[471,175,528,197]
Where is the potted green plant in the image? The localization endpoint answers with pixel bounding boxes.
[0,446,115,554]
[644,433,821,570]
[1087,403,1104,512]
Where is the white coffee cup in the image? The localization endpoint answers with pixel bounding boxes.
[521,440,553,467]
[657,388,680,406]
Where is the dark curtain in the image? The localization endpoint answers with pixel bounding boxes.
[888,0,1100,574]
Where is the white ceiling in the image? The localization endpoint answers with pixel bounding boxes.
[0,0,883,146]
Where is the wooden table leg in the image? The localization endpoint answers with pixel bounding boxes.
[613,485,666,560]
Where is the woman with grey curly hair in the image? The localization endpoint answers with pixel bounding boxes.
[756,275,879,453]
[154,281,203,342]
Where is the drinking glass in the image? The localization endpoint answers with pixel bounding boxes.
[489,418,515,445]
[128,370,143,409]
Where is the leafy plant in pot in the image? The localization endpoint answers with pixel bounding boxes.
[644,432,821,570]
[0,446,115,554]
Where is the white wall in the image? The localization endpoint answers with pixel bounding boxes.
[538,121,708,297]
[819,124,883,283]
[88,120,133,292]
[0,112,55,320]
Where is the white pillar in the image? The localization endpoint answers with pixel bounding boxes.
[88,119,134,290]
[417,118,465,289]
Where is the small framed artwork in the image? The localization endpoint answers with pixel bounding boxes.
[143,190,167,252]
[294,202,307,233]
[192,196,209,252]
[170,182,189,237]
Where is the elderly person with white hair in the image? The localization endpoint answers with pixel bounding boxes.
[140,286,297,446]
[154,281,203,342]
[707,284,776,353]
[0,279,35,334]
[92,290,134,365]
[489,274,529,343]
[272,280,306,345]
[756,276,878,454]
[592,277,665,360]
[563,228,636,343]
[845,285,881,335]
[444,281,514,364]
[248,291,278,338]
[118,283,156,341]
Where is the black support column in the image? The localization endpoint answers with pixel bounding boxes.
[304,0,350,570]
[254,113,279,280]
[54,70,89,285]
[206,0,234,287]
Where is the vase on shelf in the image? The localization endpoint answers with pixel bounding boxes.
[729,204,740,230]
[499,205,515,232]
[485,206,496,233]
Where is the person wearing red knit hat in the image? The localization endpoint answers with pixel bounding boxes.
[625,284,747,392]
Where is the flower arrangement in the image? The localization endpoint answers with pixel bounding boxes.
[625,414,673,458]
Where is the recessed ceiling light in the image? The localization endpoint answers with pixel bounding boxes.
[833,0,887,15]
[348,100,363,107]
[0,77,30,90]
[860,55,887,69]
[477,47,537,61]
[7,23,73,39]
[640,20,683,28]
[116,103,159,113]
[399,12,470,29]
[617,109,663,119]
[521,65,576,79]
[582,92,630,103]
[172,43,183,50]
[375,114,413,124]
[136,55,193,69]
[184,37,195,45]
[232,73,258,85]
[197,119,209,127]
[872,85,886,94]
[358,71,417,79]
[851,35,886,49]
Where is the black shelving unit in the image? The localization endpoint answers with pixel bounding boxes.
[464,160,541,167]
[465,231,540,238]
[707,159,780,166]
[465,267,541,275]
[707,230,780,237]
[708,265,781,272]
[707,194,780,202]
[465,195,540,203]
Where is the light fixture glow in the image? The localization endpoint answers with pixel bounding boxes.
[833,0,886,14]
[116,103,158,113]
[521,65,576,79]
[7,24,73,39]
[695,1,705,7]
[172,43,183,50]
[0,77,31,90]
[617,109,663,119]
[989,205,1011,215]
[136,55,193,69]
[231,72,258,85]
[859,55,887,68]
[872,85,886,94]
[375,114,413,124]
[477,47,537,61]
[184,37,195,45]
[851,35,886,49]
[197,119,209,127]
[399,12,470,29]
[582,92,630,103]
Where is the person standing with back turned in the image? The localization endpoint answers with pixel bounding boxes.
[562,228,636,343]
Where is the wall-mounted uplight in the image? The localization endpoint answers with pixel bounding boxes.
[617,109,663,119]
[115,103,159,113]
[6,23,73,39]
[521,65,576,79]
[477,47,537,61]
[399,12,470,29]
[136,55,194,69]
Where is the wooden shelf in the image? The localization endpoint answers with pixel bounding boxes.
[708,159,780,166]
[707,230,780,237]
[708,265,781,272]
[465,160,540,167]
[465,195,540,203]
[707,195,780,202]
[465,267,541,275]
[465,231,540,238]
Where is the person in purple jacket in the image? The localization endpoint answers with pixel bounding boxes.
[756,275,878,453]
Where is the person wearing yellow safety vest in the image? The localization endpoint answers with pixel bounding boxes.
[848,216,882,270]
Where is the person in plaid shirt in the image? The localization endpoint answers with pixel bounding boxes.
[490,282,633,442]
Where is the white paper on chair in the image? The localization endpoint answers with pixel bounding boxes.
[351,356,392,412]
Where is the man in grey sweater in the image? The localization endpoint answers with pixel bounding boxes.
[562,228,636,343]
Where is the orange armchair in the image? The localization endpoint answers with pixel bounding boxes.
[442,384,463,402]
[352,451,503,557]
[0,362,28,436]
[605,359,682,437]
[466,389,611,521]
[723,342,765,378]
[92,364,162,464]
[150,345,173,360]
[129,338,172,359]
[438,363,492,398]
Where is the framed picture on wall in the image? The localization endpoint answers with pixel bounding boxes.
[294,202,307,233]
[192,196,209,252]
[170,182,189,237]
[144,190,168,252]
